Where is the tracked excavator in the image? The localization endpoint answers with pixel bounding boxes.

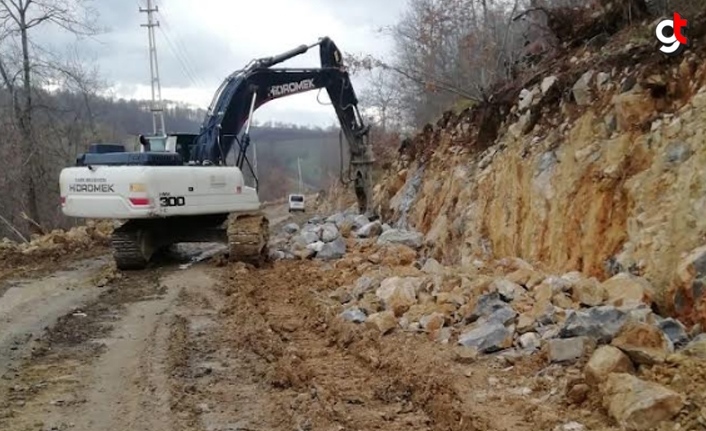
[59,37,375,270]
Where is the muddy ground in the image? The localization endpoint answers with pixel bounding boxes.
[2,202,698,431]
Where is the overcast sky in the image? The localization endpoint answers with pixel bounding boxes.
[75,0,407,129]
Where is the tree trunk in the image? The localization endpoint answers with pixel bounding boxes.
[19,5,41,235]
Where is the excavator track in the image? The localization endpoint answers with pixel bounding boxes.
[227,213,269,266]
[111,229,151,270]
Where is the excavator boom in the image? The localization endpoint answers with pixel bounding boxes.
[190,36,375,214]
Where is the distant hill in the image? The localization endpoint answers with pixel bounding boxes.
[49,90,345,201]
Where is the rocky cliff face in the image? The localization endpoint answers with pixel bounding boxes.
[373,18,706,327]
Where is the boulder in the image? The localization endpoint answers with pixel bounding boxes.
[611,322,671,365]
[584,346,634,386]
[366,311,398,334]
[319,223,340,243]
[377,229,424,249]
[559,306,628,343]
[492,278,525,302]
[601,373,685,430]
[572,70,594,106]
[601,273,655,307]
[547,337,594,363]
[376,277,422,316]
[316,237,346,260]
[571,278,606,307]
[458,322,513,353]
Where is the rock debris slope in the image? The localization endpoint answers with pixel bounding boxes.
[373,10,706,330]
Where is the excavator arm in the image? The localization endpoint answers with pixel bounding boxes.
[189,37,375,215]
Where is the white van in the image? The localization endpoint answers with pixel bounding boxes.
[288,194,305,212]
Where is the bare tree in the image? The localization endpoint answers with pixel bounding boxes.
[0,0,99,235]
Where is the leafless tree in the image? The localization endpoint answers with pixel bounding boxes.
[0,0,100,235]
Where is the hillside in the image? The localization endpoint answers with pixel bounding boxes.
[372,8,706,326]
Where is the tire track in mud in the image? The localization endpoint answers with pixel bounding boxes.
[0,263,222,431]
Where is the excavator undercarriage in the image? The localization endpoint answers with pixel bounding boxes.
[111,214,269,270]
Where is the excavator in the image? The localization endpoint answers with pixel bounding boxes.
[59,36,375,270]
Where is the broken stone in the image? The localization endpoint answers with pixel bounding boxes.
[325,213,346,227]
[306,241,325,253]
[559,306,628,343]
[340,307,367,323]
[601,373,685,430]
[420,312,446,332]
[365,311,398,334]
[376,276,421,316]
[493,278,525,302]
[572,70,594,106]
[486,306,517,326]
[320,223,340,243]
[518,88,534,111]
[584,346,635,386]
[657,318,690,348]
[596,72,610,88]
[547,337,594,363]
[356,221,383,238]
[453,346,479,364]
[601,273,655,307]
[467,291,508,322]
[352,275,378,299]
[352,214,370,228]
[571,278,606,307]
[518,332,541,351]
[292,231,320,247]
[316,237,346,260]
[541,75,558,94]
[516,313,536,333]
[458,322,513,353]
[377,229,424,249]
[506,268,543,287]
[611,322,671,365]
[552,293,574,309]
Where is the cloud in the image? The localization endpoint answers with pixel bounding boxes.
[31,0,406,127]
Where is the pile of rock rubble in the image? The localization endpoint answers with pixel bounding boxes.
[332,254,706,429]
[267,210,423,261]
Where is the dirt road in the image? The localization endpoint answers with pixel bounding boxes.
[0,204,622,431]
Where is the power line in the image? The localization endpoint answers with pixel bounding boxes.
[155,5,206,89]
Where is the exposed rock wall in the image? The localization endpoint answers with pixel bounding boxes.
[373,32,706,324]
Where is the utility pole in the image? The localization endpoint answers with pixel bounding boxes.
[297,157,303,194]
[140,0,166,137]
